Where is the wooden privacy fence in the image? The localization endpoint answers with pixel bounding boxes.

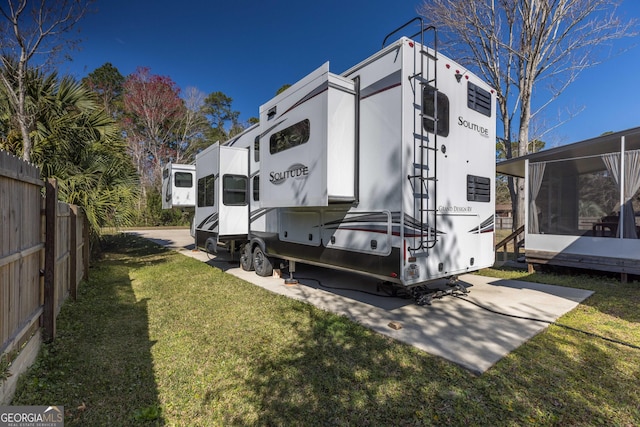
[1,150,89,375]
[43,179,90,341]
[495,216,513,230]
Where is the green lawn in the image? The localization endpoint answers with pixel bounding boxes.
[11,233,640,426]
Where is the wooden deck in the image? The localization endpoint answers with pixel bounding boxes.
[526,249,640,282]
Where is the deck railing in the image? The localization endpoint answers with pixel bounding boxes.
[495,225,525,262]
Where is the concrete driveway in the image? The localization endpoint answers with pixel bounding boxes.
[127,228,593,375]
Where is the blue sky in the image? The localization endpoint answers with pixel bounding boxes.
[61,0,640,148]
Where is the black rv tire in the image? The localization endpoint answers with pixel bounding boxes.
[240,244,254,271]
[204,238,217,258]
[253,246,273,277]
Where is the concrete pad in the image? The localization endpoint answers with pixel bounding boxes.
[127,229,593,374]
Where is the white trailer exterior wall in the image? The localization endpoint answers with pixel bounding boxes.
[193,124,260,251]
[247,35,496,286]
[161,163,196,209]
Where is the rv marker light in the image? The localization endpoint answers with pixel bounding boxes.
[390,272,398,278]
[408,41,414,47]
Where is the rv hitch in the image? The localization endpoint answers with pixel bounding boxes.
[378,280,470,306]
[412,287,467,306]
[410,279,470,306]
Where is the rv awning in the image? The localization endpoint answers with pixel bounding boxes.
[496,126,640,178]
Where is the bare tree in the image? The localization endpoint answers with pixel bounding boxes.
[177,86,208,163]
[418,0,635,229]
[0,0,92,162]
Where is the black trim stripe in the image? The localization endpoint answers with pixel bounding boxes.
[322,211,444,237]
[468,216,495,234]
[197,212,218,230]
[279,83,328,118]
[360,70,402,100]
[249,208,272,223]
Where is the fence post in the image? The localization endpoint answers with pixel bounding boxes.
[82,209,89,281]
[43,178,57,343]
[69,205,78,300]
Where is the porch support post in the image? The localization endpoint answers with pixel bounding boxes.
[524,159,529,237]
[619,136,625,240]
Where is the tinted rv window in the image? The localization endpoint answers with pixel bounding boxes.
[175,172,193,188]
[423,86,449,137]
[253,175,260,201]
[467,82,492,117]
[254,136,260,162]
[270,119,310,154]
[223,174,248,206]
[197,174,215,207]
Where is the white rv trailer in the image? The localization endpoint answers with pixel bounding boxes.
[192,124,261,252]
[161,163,196,209]
[239,18,496,289]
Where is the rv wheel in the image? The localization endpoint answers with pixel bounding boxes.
[240,244,254,271]
[253,246,273,277]
[205,238,217,256]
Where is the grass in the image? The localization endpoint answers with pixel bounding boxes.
[10,233,640,426]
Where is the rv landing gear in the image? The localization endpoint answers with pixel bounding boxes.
[283,261,298,285]
[378,277,469,306]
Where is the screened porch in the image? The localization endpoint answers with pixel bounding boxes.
[497,127,640,278]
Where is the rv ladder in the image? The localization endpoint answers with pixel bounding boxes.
[420,49,437,61]
[408,73,436,86]
[406,22,439,256]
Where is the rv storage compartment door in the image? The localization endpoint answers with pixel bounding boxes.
[259,62,356,208]
[279,210,321,246]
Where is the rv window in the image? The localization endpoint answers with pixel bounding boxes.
[174,172,193,188]
[254,136,260,162]
[423,86,449,137]
[223,174,248,206]
[467,82,492,117]
[270,119,310,154]
[253,175,260,201]
[197,174,215,207]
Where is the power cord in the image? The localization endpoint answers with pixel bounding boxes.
[453,295,640,351]
[284,267,639,351]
